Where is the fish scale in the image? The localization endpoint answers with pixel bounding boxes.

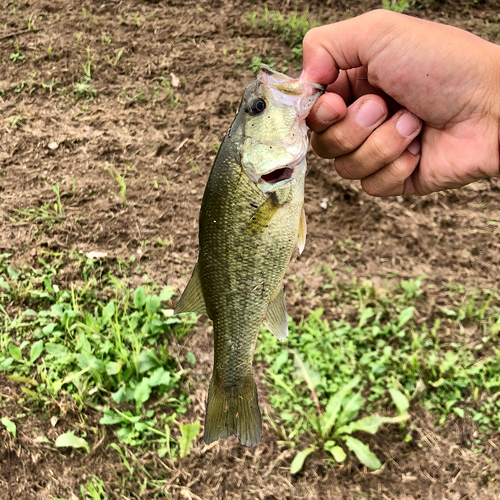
[200,162,304,387]
[175,66,323,446]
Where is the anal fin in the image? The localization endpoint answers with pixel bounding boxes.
[263,285,288,341]
[297,206,307,254]
[174,263,207,316]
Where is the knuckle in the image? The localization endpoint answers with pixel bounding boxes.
[311,133,334,159]
[392,152,420,180]
[385,161,406,185]
[325,126,359,156]
[361,178,383,197]
[369,9,389,20]
[334,157,360,180]
[311,125,359,160]
[360,152,420,197]
[368,134,396,163]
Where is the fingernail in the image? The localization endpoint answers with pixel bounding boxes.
[407,137,421,156]
[356,100,385,128]
[315,102,340,124]
[396,111,419,137]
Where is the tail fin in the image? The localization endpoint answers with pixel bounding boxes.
[204,375,262,447]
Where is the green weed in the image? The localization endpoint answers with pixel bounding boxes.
[74,58,97,100]
[288,367,408,472]
[6,184,66,234]
[0,253,198,456]
[74,79,96,99]
[153,76,178,106]
[104,165,128,205]
[382,0,412,12]
[10,51,25,63]
[247,7,318,61]
[257,274,500,468]
[26,11,36,30]
[52,183,65,217]
[81,475,108,500]
[131,13,141,27]
[41,77,60,94]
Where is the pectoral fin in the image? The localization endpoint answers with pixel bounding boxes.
[174,263,207,316]
[297,207,307,255]
[263,285,288,341]
[245,195,282,234]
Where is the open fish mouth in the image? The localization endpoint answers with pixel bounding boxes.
[256,152,305,192]
[260,167,294,185]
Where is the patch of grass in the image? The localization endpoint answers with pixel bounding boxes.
[41,77,61,95]
[104,164,128,205]
[2,250,499,477]
[118,76,178,107]
[80,475,108,500]
[10,51,26,63]
[74,58,97,101]
[247,7,318,61]
[382,0,412,12]
[7,113,26,129]
[6,183,66,234]
[257,274,500,468]
[0,253,199,456]
[153,76,179,106]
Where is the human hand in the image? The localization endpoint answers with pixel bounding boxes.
[303,10,500,196]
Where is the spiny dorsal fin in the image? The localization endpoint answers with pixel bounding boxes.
[263,285,288,341]
[174,263,207,316]
[245,196,282,234]
[297,206,307,255]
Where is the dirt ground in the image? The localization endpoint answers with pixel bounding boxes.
[1,0,500,498]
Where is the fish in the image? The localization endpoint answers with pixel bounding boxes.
[175,66,323,447]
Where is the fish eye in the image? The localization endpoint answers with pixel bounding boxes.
[248,98,266,115]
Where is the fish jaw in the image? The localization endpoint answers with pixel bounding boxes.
[240,66,324,194]
[240,135,308,193]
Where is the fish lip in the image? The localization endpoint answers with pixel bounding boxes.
[258,64,326,95]
[256,65,324,120]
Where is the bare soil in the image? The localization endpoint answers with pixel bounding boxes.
[1,0,500,498]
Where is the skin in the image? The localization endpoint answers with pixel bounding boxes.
[302,10,500,196]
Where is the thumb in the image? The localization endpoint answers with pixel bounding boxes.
[302,10,404,85]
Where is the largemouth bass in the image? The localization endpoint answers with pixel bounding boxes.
[175,66,323,447]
